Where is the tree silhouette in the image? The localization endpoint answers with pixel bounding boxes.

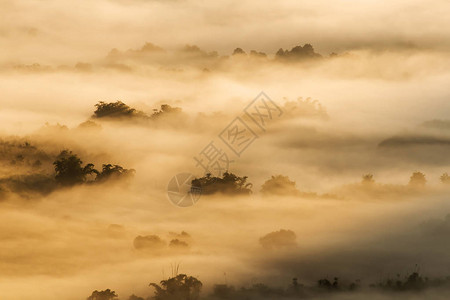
[374,271,427,292]
[53,150,133,186]
[440,173,450,184]
[409,172,426,187]
[404,272,425,290]
[169,239,189,249]
[362,174,375,185]
[151,104,182,119]
[87,289,118,300]
[53,150,98,186]
[93,101,146,119]
[249,50,267,58]
[259,229,297,249]
[115,270,450,300]
[191,172,252,195]
[261,175,299,196]
[318,278,332,289]
[276,43,322,60]
[232,48,246,55]
[149,274,202,300]
[96,164,135,182]
[92,101,182,122]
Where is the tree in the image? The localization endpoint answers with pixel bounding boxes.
[53,150,98,186]
[96,164,135,182]
[232,48,246,55]
[191,172,252,195]
[318,278,339,291]
[261,175,299,195]
[409,172,426,187]
[362,174,375,185]
[53,150,133,186]
[275,43,322,60]
[169,239,189,249]
[276,48,285,56]
[93,101,146,119]
[87,289,118,300]
[440,173,450,184]
[151,104,182,119]
[250,50,267,58]
[149,274,202,300]
[259,229,297,249]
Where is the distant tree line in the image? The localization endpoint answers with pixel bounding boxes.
[87,269,450,300]
[108,41,331,65]
[188,170,450,199]
[361,171,450,187]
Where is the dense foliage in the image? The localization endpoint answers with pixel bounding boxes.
[191,172,252,195]
[54,150,134,186]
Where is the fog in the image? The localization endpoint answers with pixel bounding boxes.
[1,1,450,300]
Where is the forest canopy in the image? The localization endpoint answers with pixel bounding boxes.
[191,172,252,195]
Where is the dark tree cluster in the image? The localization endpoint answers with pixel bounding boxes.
[231,48,267,58]
[87,289,118,300]
[105,41,329,71]
[231,43,326,62]
[54,150,98,186]
[191,172,252,195]
[151,104,182,119]
[441,173,450,184]
[409,172,427,187]
[93,101,147,119]
[149,274,202,300]
[87,269,450,300]
[96,164,135,182]
[371,271,430,292]
[107,42,165,60]
[275,44,322,61]
[54,150,134,186]
[134,232,191,251]
[210,272,450,299]
[181,45,219,59]
[317,277,342,291]
[361,174,375,185]
[92,101,182,122]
